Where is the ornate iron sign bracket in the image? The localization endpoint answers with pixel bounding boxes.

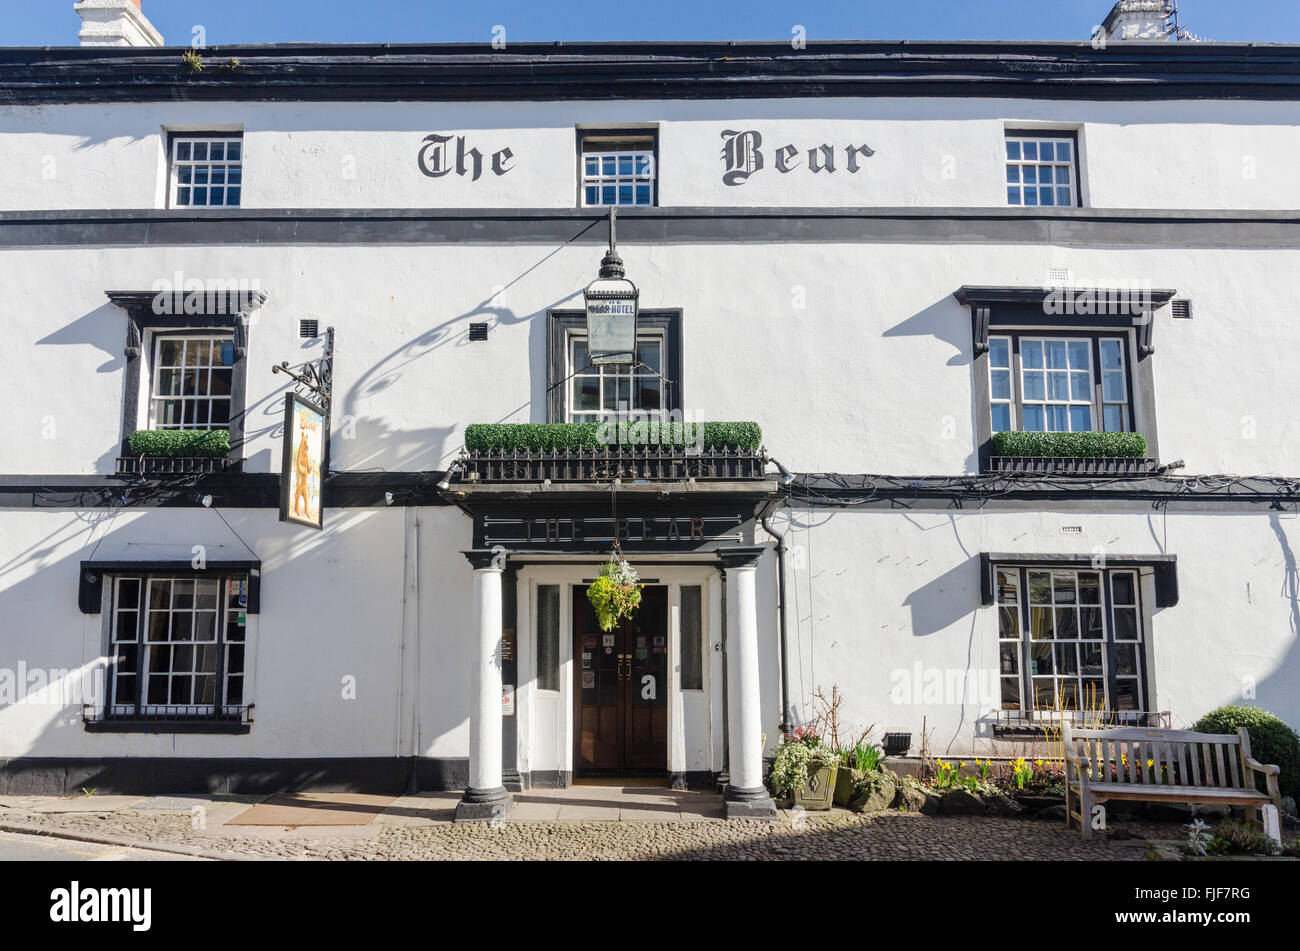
[272,326,335,409]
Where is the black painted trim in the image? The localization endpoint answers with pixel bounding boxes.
[718,546,765,569]
[79,560,261,614]
[5,41,1300,104]
[84,718,252,735]
[979,551,1178,607]
[106,289,267,457]
[0,756,472,796]
[958,290,1168,468]
[5,470,1300,512]
[546,308,683,422]
[4,208,1300,250]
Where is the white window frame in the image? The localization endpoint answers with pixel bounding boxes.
[108,574,248,718]
[148,333,235,431]
[566,329,667,423]
[1019,336,1095,433]
[580,140,656,208]
[1005,133,1078,208]
[170,134,244,208]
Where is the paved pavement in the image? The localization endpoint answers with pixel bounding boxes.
[0,829,205,861]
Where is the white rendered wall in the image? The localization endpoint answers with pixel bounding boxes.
[0,504,1294,763]
[1,241,1297,478]
[0,98,1298,210]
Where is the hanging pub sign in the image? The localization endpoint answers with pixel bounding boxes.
[583,208,638,366]
[279,393,326,530]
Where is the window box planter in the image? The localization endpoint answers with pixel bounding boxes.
[987,456,1159,476]
[987,431,1155,476]
[116,455,241,475]
[119,429,235,476]
[457,421,766,483]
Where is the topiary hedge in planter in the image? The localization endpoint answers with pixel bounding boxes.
[991,430,1147,459]
[1191,704,1300,799]
[464,421,762,452]
[127,429,231,458]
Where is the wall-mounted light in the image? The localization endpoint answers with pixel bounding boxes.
[201,494,213,507]
[384,491,395,506]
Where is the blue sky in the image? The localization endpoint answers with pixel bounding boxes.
[6,0,1300,46]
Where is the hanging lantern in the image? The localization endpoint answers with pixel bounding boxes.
[583,210,638,366]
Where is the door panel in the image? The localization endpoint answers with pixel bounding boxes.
[625,586,668,768]
[573,583,669,774]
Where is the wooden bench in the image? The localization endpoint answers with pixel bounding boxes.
[1063,724,1282,840]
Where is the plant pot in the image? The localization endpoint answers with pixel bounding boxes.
[793,765,838,811]
[834,767,865,807]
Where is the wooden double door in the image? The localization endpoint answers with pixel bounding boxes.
[573,584,668,774]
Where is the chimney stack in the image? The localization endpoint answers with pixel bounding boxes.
[1100,1,1173,42]
[75,0,164,47]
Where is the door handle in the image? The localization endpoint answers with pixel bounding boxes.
[618,653,631,679]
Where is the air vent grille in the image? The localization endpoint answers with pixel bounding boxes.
[1171,299,1192,319]
[469,322,489,341]
[299,318,319,338]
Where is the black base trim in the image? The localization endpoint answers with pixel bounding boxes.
[455,789,513,822]
[0,756,471,796]
[723,785,779,819]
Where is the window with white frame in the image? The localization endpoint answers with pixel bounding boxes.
[987,333,1131,433]
[1005,133,1078,207]
[170,135,243,208]
[580,133,656,207]
[567,332,665,422]
[107,575,248,718]
[995,566,1146,716]
[149,334,235,430]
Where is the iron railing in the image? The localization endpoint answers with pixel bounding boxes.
[457,447,768,483]
[991,708,1170,736]
[83,704,254,729]
[115,456,240,476]
[986,456,1160,477]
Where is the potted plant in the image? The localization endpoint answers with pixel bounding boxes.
[586,551,642,632]
[769,727,838,810]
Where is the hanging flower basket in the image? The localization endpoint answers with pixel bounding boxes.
[586,554,642,632]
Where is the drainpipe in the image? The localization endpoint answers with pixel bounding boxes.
[760,503,793,736]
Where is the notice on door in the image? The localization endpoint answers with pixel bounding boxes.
[502,684,515,716]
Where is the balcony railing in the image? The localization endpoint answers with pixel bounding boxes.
[991,708,1170,737]
[457,447,769,483]
[986,456,1160,477]
[115,456,241,476]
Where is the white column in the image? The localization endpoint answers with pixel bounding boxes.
[722,548,777,818]
[456,552,511,821]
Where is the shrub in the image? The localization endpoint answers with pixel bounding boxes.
[127,429,230,458]
[1205,818,1291,857]
[990,430,1147,458]
[463,421,762,453]
[1191,705,1300,799]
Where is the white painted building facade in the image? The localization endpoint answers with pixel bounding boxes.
[1,2,1298,816]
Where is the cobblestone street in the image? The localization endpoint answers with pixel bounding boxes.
[0,792,1170,861]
